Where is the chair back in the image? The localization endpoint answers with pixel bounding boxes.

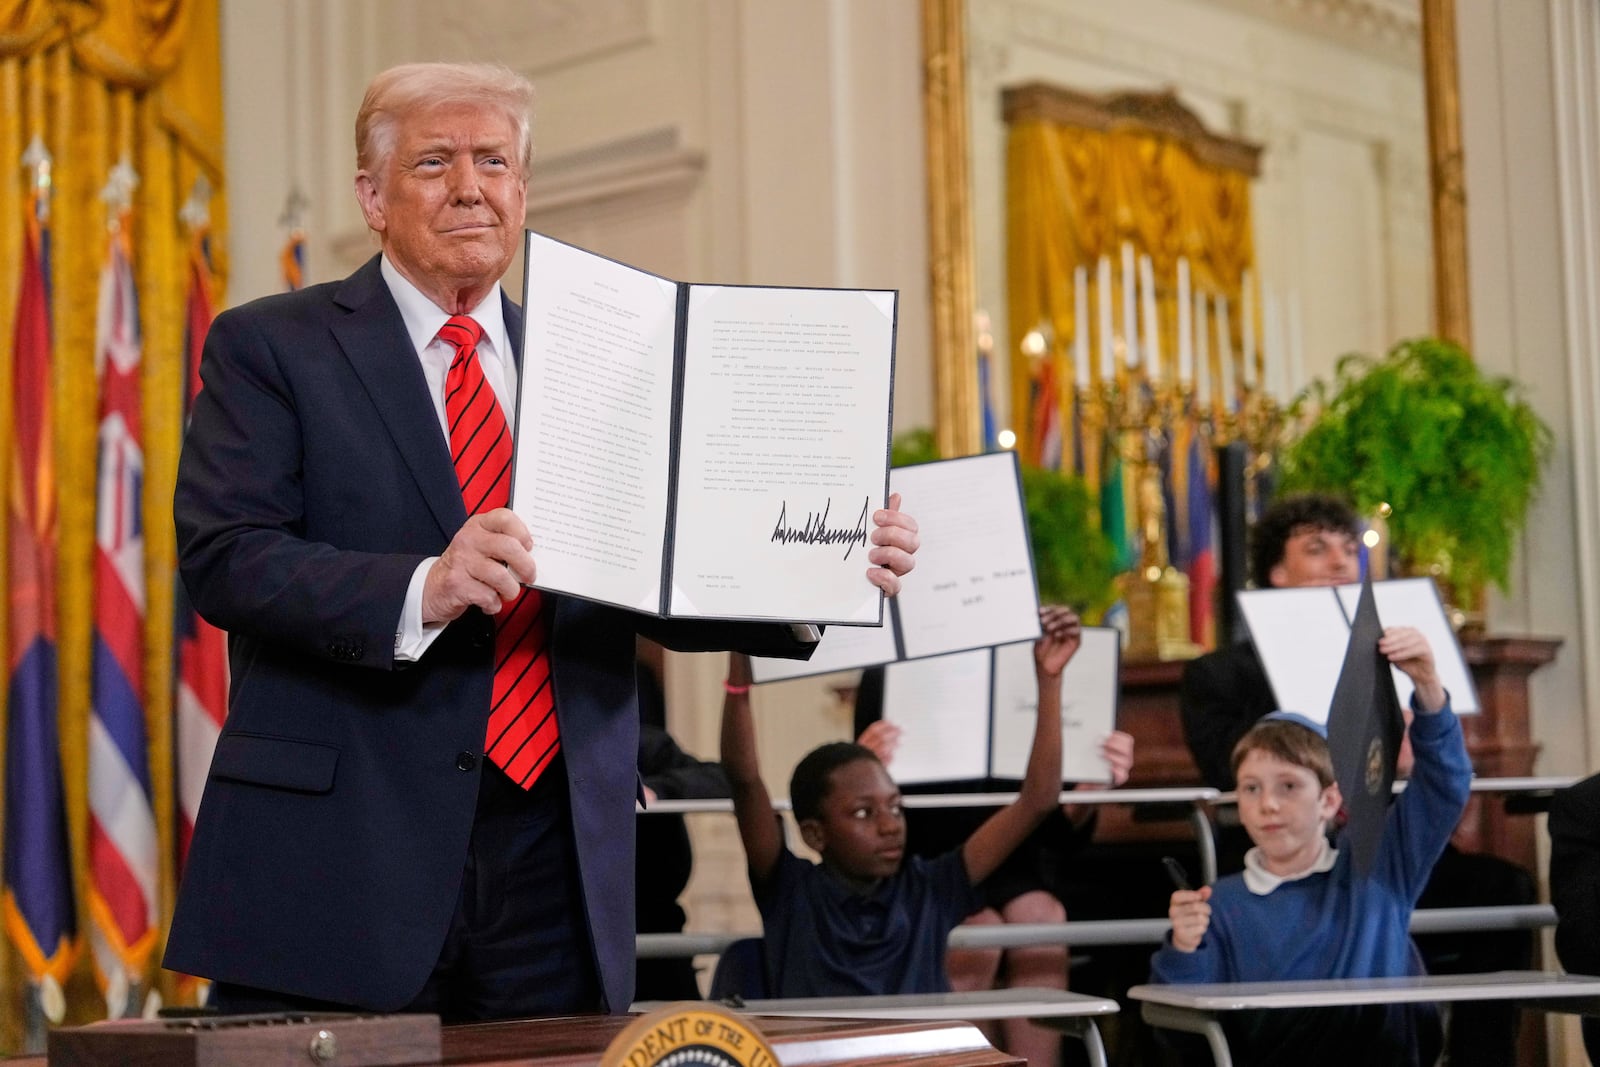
[708,937,768,1001]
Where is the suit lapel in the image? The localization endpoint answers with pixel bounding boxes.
[330,257,468,541]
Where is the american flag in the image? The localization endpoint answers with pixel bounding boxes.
[174,212,227,873]
[1186,429,1217,648]
[86,177,159,1016]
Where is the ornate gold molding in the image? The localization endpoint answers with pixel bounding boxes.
[922,0,981,458]
[1421,0,1471,350]
[1003,82,1264,177]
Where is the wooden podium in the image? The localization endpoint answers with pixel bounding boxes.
[445,1014,1021,1065]
[19,1014,1023,1066]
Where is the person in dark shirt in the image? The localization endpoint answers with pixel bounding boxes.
[633,648,730,1001]
[721,607,1080,997]
[1550,771,1600,1061]
[1179,492,1536,1066]
[853,667,1132,1067]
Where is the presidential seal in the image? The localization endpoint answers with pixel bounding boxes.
[1365,736,1386,796]
[603,1003,779,1067]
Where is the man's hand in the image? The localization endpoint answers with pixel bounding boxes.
[1034,605,1083,678]
[422,508,536,624]
[1168,886,1213,953]
[1379,625,1446,713]
[856,720,902,766]
[866,492,920,596]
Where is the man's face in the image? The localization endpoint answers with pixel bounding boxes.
[1235,748,1341,876]
[1270,524,1360,588]
[354,101,526,311]
[800,759,906,889]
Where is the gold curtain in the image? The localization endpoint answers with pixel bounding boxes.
[0,0,223,1043]
[1005,113,1257,461]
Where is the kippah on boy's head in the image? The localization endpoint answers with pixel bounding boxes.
[789,741,882,822]
[1232,713,1336,789]
[1250,493,1361,590]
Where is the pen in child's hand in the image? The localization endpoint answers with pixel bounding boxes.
[1162,856,1192,892]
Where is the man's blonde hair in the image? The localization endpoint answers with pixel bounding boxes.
[1231,718,1335,788]
[355,62,535,175]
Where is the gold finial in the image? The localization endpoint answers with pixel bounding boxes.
[101,159,139,229]
[21,136,51,220]
[180,175,213,235]
[278,186,310,231]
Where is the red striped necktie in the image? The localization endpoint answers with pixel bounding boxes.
[439,315,559,789]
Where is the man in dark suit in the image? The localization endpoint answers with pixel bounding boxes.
[164,61,919,1022]
[1549,771,1600,1060]
[1179,492,1534,1067]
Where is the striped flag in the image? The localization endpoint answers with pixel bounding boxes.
[978,347,998,452]
[174,226,226,872]
[279,186,308,291]
[1032,359,1062,470]
[1100,428,1133,573]
[87,184,159,1016]
[280,228,305,291]
[3,149,78,1036]
[1186,431,1217,648]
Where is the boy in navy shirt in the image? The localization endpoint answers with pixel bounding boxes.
[1151,626,1471,1065]
[721,606,1084,997]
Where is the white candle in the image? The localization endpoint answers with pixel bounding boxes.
[1176,257,1193,385]
[1240,270,1256,389]
[1216,293,1235,411]
[1194,290,1210,407]
[1140,254,1160,384]
[1121,242,1139,370]
[1288,290,1305,397]
[1097,254,1114,384]
[1263,287,1284,401]
[1073,265,1090,390]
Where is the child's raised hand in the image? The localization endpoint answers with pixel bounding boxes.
[1101,730,1135,787]
[1034,605,1083,677]
[856,720,902,766]
[1168,886,1212,953]
[727,652,753,689]
[1378,625,1445,712]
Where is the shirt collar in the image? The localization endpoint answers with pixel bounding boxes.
[380,254,509,360]
[1242,836,1339,895]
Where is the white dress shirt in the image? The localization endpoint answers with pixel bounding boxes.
[382,256,519,661]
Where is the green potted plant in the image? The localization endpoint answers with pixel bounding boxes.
[1278,337,1552,610]
[892,430,1118,619]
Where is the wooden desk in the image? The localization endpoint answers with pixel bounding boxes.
[635,904,1557,959]
[16,1014,1028,1067]
[1128,971,1600,1067]
[645,788,1223,883]
[716,989,1117,1067]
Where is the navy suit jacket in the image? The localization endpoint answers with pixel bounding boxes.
[166,255,813,1013]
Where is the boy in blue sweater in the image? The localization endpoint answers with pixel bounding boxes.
[722,606,1095,997]
[1150,626,1471,1065]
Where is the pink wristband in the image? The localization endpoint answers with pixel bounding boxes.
[724,680,751,695]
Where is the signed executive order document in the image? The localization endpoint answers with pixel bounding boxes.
[511,231,896,625]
